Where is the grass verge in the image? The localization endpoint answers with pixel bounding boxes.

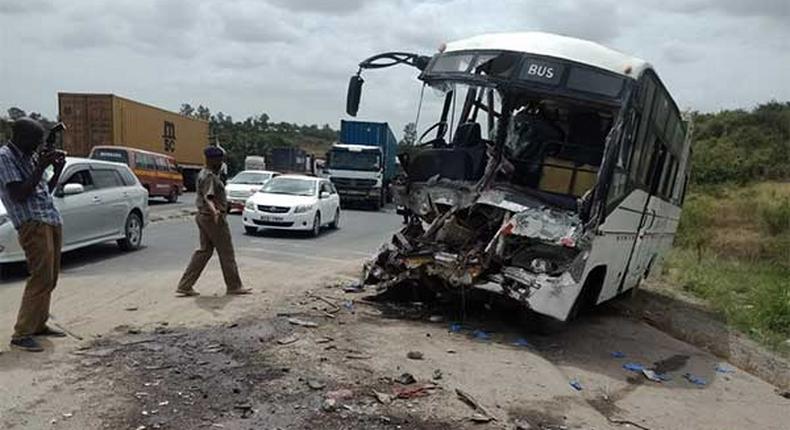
[664,249,790,353]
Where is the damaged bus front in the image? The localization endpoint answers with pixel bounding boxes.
[348,32,691,323]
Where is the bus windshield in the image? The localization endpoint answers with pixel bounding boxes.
[405,78,617,207]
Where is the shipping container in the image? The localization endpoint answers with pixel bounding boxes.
[58,93,209,189]
[339,120,398,183]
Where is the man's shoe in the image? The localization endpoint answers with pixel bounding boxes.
[10,336,44,352]
[176,290,200,297]
[227,288,253,296]
[35,326,67,338]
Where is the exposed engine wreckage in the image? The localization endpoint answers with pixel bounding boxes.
[363,151,602,320]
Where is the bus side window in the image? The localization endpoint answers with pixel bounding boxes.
[680,173,690,204]
[638,133,658,186]
[155,157,168,172]
[629,77,656,184]
[658,154,673,199]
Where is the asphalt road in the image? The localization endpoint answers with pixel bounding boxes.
[0,205,401,284]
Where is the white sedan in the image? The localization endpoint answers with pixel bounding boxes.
[225,170,279,213]
[242,175,340,237]
[0,157,149,265]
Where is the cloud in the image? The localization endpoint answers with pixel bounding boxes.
[268,0,369,14]
[1,0,789,139]
[218,1,303,43]
[650,0,790,18]
[0,0,53,15]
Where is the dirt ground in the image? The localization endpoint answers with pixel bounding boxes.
[2,278,788,430]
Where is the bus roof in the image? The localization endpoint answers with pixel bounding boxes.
[91,145,176,160]
[444,32,650,78]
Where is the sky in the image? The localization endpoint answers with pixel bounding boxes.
[1,0,789,138]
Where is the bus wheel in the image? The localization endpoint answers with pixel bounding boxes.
[568,267,606,320]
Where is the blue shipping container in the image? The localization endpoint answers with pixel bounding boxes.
[339,120,398,183]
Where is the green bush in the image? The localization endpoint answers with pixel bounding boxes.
[759,196,790,235]
[691,102,790,185]
[675,193,715,256]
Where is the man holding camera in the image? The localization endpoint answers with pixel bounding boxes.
[0,118,67,352]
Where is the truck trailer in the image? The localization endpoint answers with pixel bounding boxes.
[268,146,314,174]
[58,93,209,190]
[326,120,397,209]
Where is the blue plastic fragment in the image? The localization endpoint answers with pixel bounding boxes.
[623,362,645,372]
[611,351,626,358]
[472,329,491,340]
[683,373,707,386]
[342,300,354,311]
[513,338,531,347]
[449,323,463,333]
[569,379,583,391]
[714,365,734,374]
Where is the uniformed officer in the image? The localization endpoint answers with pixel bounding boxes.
[176,146,251,297]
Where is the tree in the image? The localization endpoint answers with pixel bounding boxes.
[7,107,26,120]
[180,103,195,117]
[401,122,417,146]
[196,105,211,121]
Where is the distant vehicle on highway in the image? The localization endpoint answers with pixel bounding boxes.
[0,157,149,265]
[90,146,184,202]
[225,170,280,213]
[245,155,267,171]
[242,175,340,237]
[326,120,398,210]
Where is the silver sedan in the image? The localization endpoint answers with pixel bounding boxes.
[0,157,149,264]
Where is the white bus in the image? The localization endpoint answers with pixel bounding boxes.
[349,32,691,323]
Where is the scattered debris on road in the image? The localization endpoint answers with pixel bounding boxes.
[287,317,319,328]
[623,362,645,373]
[345,352,372,360]
[396,373,417,385]
[307,379,326,390]
[394,383,437,399]
[455,388,497,422]
[277,334,299,345]
[683,373,707,386]
[642,369,667,383]
[407,350,424,360]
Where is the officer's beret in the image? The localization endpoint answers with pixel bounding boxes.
[204,146,225,158]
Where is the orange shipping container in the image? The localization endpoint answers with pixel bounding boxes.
[58,92,208,169]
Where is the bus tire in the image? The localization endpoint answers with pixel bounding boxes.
[568,266,607,321]
[167,188,179,203]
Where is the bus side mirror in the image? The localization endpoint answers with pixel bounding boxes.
[346,74,364,117]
